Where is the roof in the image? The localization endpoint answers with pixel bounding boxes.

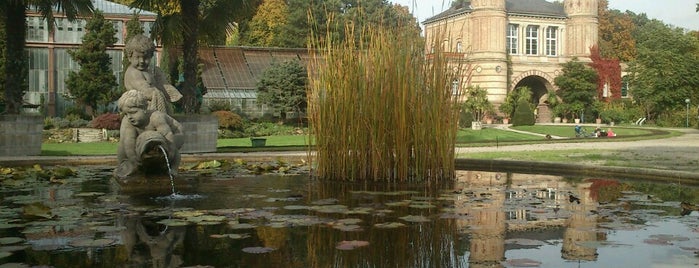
[424,0,565,24]
[92,0,157,16]
[198,47,308,92]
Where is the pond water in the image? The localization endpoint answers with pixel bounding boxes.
[0,165,698,268]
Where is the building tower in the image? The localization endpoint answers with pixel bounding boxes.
[468,0,509,105]
[564,0,599,60]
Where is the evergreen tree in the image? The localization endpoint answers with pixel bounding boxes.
[65,10,118,117]
[256,59,308,120]
[512,97,535,126]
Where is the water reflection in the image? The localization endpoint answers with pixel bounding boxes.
[0,168,698,267]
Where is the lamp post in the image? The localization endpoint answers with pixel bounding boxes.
[685,98,690,128]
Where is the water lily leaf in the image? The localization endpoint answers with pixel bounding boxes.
[0,238,23,245]
[74,192,105,197]
[385,201,411,207]
[0,251,12,259]
[69,238,115,248]
[503,258,541,267]
[374,222,406,229]
[173,210,205,218]
[90,226,127,232]
[311,198,338,205]
[187,215,226,223]
[336,218,362,225]
[336,240,369,250]
[242,246,275,254]
[312,205,348,214]
[195,160,222,170]
[283,205,310,210]
[22,203,52,219]
[399,215,431,223]
[505,238,545,246]
[157,219,191,227]
[409,202,436,209]
[332,224,362,231]
[229,223,256,229]
[0,223,24,229]
[0,245,28,252]
[210,233,250,239]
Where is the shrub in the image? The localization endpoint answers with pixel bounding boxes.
[458,110,473,129]
[207,100,233,112]
[90,113,121,130]
[212,110,244,130]
[44,117,56,130]
[512,98,535,126]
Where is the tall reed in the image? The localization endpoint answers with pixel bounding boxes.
[308,21,462,183]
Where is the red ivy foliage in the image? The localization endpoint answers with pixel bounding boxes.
[589,46,622,101]
[90,113,121,130]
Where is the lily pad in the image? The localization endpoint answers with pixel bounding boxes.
[229,223,256,229]
[336,240,369,250]
[242,246,275,254]
[69,238,115,248]
[0,238,23,245]
[210,233,250,239]
[503,258,541,267]
[374,222,406,229]
[156,219,191,227]
[22,203,52,219]
[0,251,12,259]
[399,215,431,223]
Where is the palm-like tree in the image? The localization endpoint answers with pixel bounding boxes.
[130,0,255,114]
[2,0,94,114]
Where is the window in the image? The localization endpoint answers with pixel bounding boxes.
[451,79,460,96]
[26,17,48,42]
[525,25,539,55]
[54,49,80,95]
[621,76,629,97]
[456,41,463,53]
[545,26,558,56]
[27,48,49,93]
[112,20,124,45]
[54,18,86,43]
[506,24,518,54]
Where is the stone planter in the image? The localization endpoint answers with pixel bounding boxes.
[250,137,267,147]
[471,121,482,130]
[174,114,218,153]
[0,115,43,156]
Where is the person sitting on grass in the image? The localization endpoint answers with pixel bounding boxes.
[115,90,184,179]
[606,128,616,137]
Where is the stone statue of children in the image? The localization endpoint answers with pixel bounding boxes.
[115,90,184,179]
[124,34,182,115]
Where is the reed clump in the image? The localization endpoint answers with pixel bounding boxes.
[308,21,461,183]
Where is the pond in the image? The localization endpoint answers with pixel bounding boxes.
[0,164,698,267]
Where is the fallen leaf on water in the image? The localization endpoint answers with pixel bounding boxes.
[336,240,369,250]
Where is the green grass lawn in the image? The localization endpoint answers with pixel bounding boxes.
[39,125,678,156]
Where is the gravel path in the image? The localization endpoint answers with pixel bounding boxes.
[457,127,699,173]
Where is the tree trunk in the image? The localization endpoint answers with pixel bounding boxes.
[180,0,201,114]
[3,3,28,114]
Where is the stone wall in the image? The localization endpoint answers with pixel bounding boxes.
[0,115,43,156]
[174,115,218,153]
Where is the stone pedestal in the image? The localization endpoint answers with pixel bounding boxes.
[0,115,43,156]
[174,114,218,153]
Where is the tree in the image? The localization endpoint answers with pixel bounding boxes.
[65,10,118,117]
[511,97,535,126]
[627,19,699,120]
[2,0,93,114]
[131,0,259,114]
[554,58,598,120]
[499,86,532,119]
[461,86,494,123]
[598,0,636,62]
[256,59,308,121]
[240,0,288,47]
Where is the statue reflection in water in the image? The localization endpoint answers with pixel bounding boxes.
[120,215,186,268]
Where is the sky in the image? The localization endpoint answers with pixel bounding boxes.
[389,0,699,31]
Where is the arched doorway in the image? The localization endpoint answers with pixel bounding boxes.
[512,75,556,123]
